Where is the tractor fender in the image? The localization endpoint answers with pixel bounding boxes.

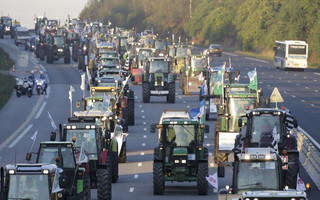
[99,149,108,165]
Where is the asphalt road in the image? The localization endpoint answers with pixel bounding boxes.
[0,37,319,199]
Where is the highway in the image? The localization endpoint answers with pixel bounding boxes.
[0,37,319,199]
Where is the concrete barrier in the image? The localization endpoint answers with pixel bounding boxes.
[297,127,320,189]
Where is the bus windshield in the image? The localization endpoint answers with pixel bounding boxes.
[288,45,307,55]
[8,174,50,200]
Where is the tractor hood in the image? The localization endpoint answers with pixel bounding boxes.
[173,147,188,156]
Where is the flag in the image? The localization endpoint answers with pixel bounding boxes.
[80,73,85,91]
[52,168,64,193]
[200,82,207,96]
[86,66,92,84]
[69,85,75,103]
[206,173,218,189]
[48,111,58,131]
[248,68,258,91]
[190,100,205,124]
[78,142,88,164]
[213,64,225,95]
[272,124,278,151]
[296,173,306,191]
[30,131,38,141]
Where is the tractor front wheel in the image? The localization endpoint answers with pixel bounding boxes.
[197,162,208,195]
[142,82,150,103]
[167,82,175,103]
[97,168,112,200]
[153,162,165,195]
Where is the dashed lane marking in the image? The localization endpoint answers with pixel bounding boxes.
[141,152,145,156]
[245,57,269,63]
[141,110,144,113]
[204,135,208,139]
[206,143,210,147]
[142,116,145,119]
[143,128,147,131]
[292,95,296,98]
[314,72,320,76]
[9,124,33,148]
[223,52,238,57]
[35,102,47,119]
[267,85,271,87]
[45,86,50,98]
[296,83,300,86]
[143,135,147,138]
[179,97,182,99]
[315,90,319,93]
[143,122,146,125]
[288,80,291,83]
[314,80,318,82]
[305,87,309,89]
[142,143,146,147]
[183,101,186,103]
[187,106,190,108]
[301,100,306,103]
[134,174,139,179]
[138,163,142,167]
[311,104,315,107]
[209,152,213,156]
[284,91,288,94]
[139,105,142,108]
[129,188,134,192]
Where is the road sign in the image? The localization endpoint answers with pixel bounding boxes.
[270,87,284,103]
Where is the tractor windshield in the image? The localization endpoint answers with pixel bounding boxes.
[155,40,166,50]
[229,98,256,132]
[91,90,116,99]
[150,60,169,73]
[166,125,195,146]
[3,18,12,26]
[138,50,152,61]
[47,20,57,26]
[38,146,75,168]
[168,47,175,57]
[237,161,279,191]
[251,115,281,144]
[101,58,119,66]
[144,37,154,47]
[8,174,50,200]
[66,129,98,155]
[190,58,206,77]
[86,99,110,111]
[176,47,191,57]
[54,37,64,46]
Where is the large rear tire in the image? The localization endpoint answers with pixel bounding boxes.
[97,168,112,200]
[118,141,127,163]
[64,50,71,64]
[197,162,208,195]
[83,175,91,200]
[285,154,299,189]
[127,99,135,125]
[142,82,150,103]
[167,82,175,103]
[153,162,165,195]
[111,151,119,183]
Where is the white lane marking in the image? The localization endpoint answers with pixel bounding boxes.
[223,52,238,57]
[245,57,269,63]
[138,163,142,167]
[270,75,274,78]
[304,77,307,79]
[9,124,33,148]
[143,128,147,131]
[267,85,271,87]
[259,81,263,84]
[141,152,145,156]
[244,76,248,78]
[179,97,182,99]
[142,116,145,119]
[45,86,50,98]
[142,143,146,147]
[209,152,213,156]
[296,83,300,86]
[278,77,282,80]
[261,72,265,75]
[134,174,139,179]
[284,91,288,94]
[314,79,318,82]
[250,63,254,66]
[35,102,47,119]
[39,64,46,72]
[204,135,208,139]
[175,92,178,95]
[285,72,288,74]
[314,72,320,76]
[292,95,296,98]
[139,105,142,108]
[305,87,309,89]
[206,143,210,147]
[141,110,144,113]
[210,163,214,167]
[143,122,146,125]
[135,96,138,99]
[129,187,134,192]
[301,100,306,103]
[137,100,140,103]
[294,74,297,76]
[315,90,319,93]
[310,104,315,107]
[287,80,291,83]
[183,101,186,104]
[31,56,38,64]
[143,135,147,138]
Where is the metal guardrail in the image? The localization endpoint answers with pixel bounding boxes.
[297,126,320,189]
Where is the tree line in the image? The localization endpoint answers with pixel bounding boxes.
[80,0,320,63]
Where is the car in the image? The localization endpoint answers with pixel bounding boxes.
[207,44,222,57]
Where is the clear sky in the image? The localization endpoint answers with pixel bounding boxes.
[0,0,89,29]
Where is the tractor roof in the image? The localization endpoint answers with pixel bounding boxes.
[162,118,199,125]
[5,163,57,174]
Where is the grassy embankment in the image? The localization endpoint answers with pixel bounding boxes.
[0,48,15,109]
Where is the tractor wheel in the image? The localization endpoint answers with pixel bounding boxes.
[197,162,208,195]
[39,49,45,61]
[27,90,33,97]
[153,162,165,195]
[64,50,71,64]
[285,154,299,189]
[83,175,91,200]
[47,50,54,64]
[167,82,175,103]
[78,55,84,70]
[142,82,150,103]
[215,153,228,166]
[118,141,127,163]
[36,88,40,95]
[111,150,119,183]
[127,99,135,125]
[121,108,129,131]
[97,168,112,200]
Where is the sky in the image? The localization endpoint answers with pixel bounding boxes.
[0,0,89,29]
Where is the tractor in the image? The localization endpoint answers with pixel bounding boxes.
[142,57,175,103]
[236,107,299,189]
[46,34,70,64]
[150,118,209,195]
[0,163,62,200]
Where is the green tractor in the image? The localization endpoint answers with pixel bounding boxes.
[179,54,209,95]
[46,34,70,64]
[236,107,299,189]
[0,163,62,200]
[150,118,209,195]
[27,141,91,199]
[142,57,175,103]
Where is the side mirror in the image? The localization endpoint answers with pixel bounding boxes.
[150,124,156,133]
[218,166,225,177]
[175,58,177,65]
[238,118,243,127]
[26,152,32,161]
[205,125,209,133]
[50,131,56,141]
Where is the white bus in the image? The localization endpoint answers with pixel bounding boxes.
[274,40,308,70]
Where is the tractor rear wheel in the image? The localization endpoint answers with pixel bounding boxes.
[111,150,119,183]
[83,175,91,200]
[285,154,299,189]
[167,82,175,103]
[97,168,112,200]
[153,162,165,195]
[142,82,150,103]
[197,162,208,195]
[118,141,127,163]
[127,99,135,125]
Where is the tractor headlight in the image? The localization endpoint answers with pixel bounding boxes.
[58,48,63,52]
[174,160,179,163]
[8,169,15,175]
[181,160,187,164]
[57,192,63,198]
[86,125,90,129]
[43,169,49,174]
[265,154,271,160]
[72,125,76,129]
